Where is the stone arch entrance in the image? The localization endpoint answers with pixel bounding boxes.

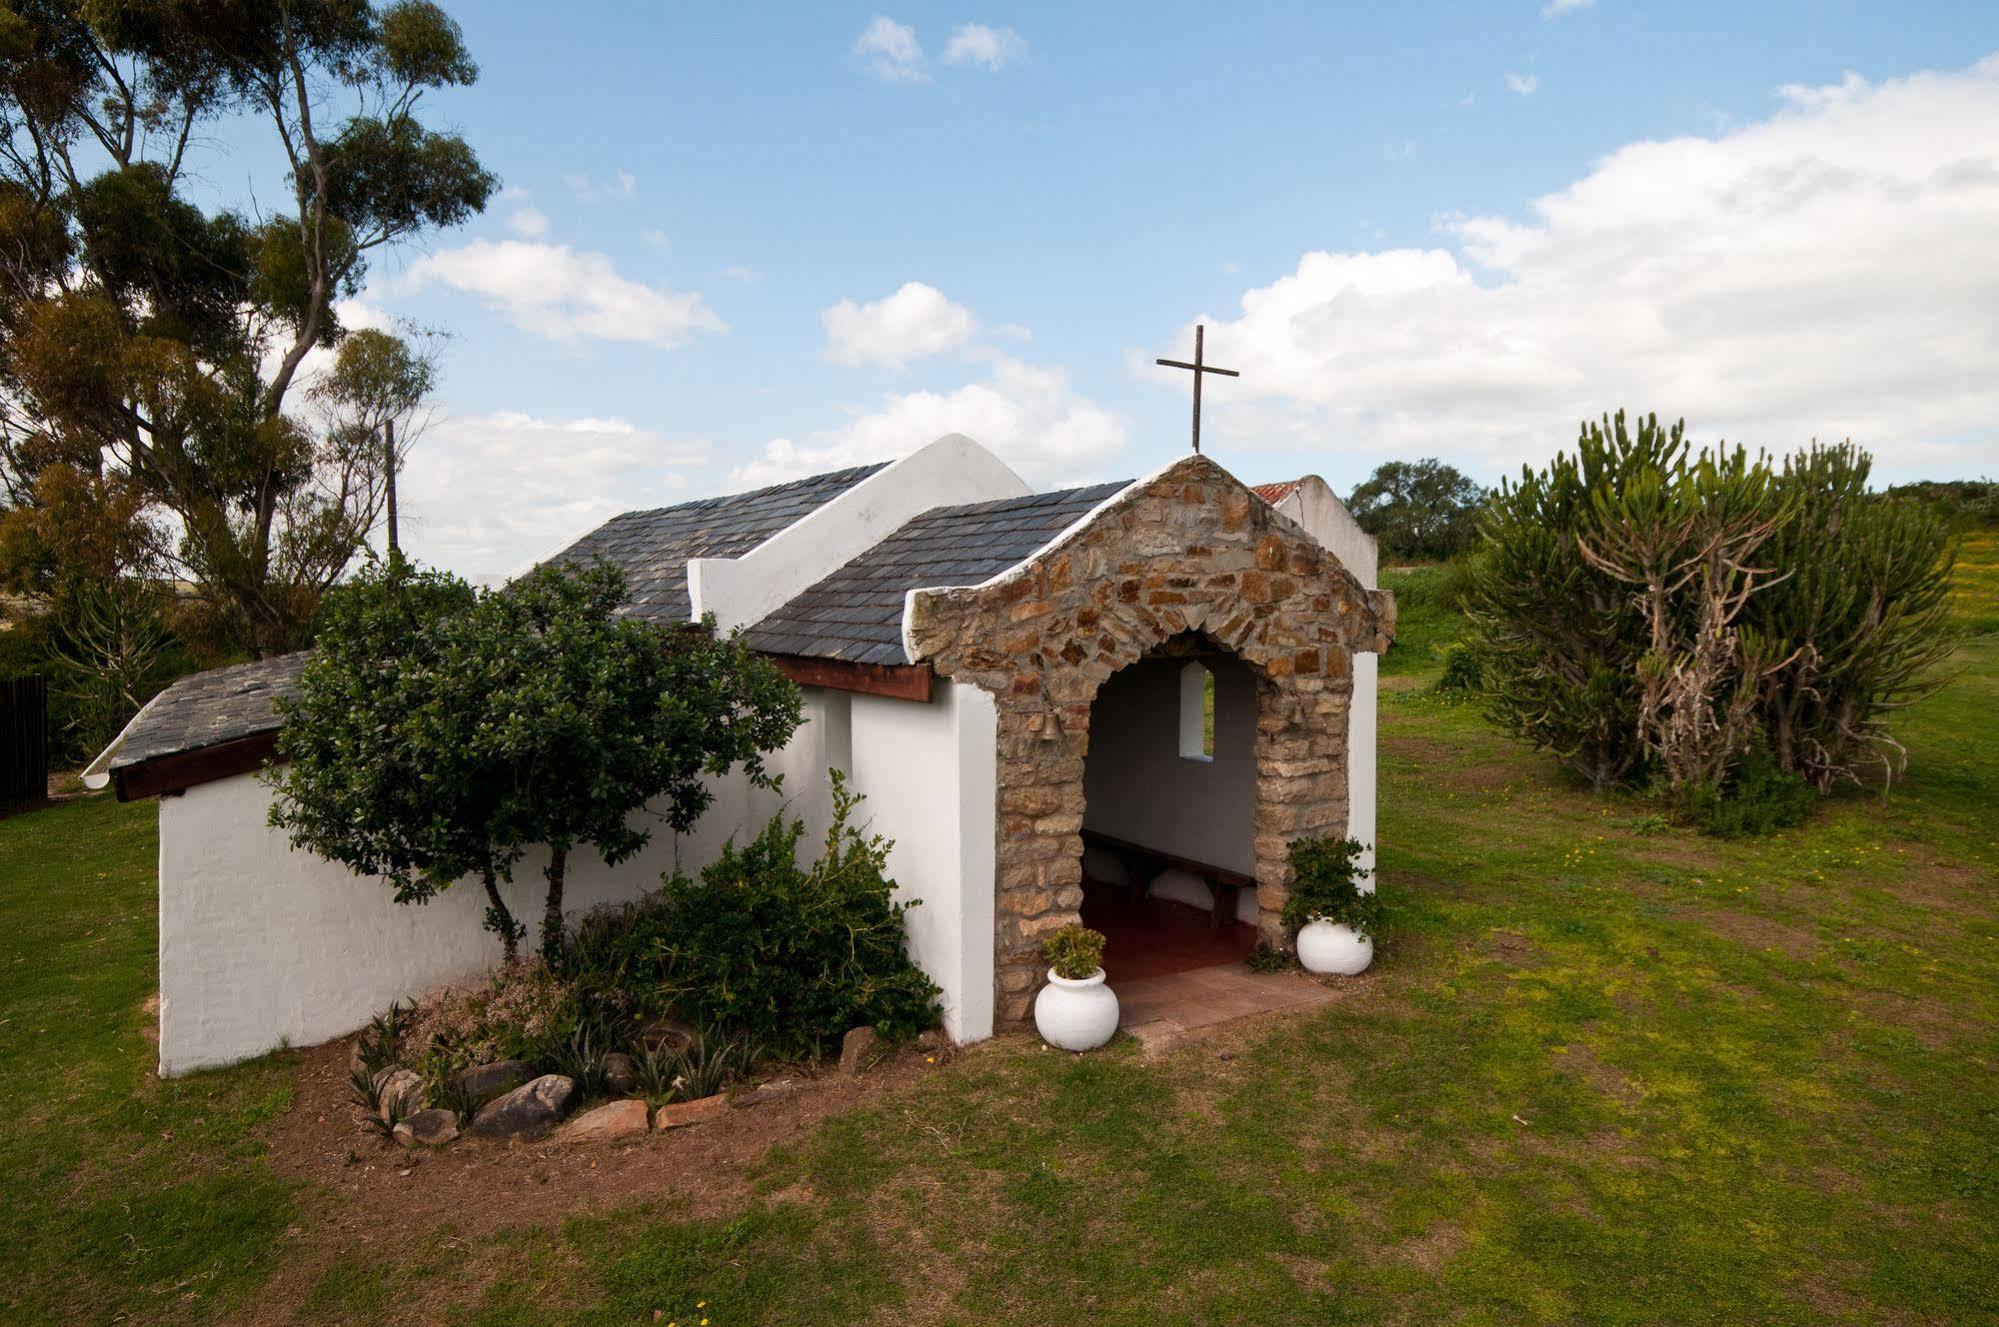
[904,455,1391,1023]
[1078,634,1264,976]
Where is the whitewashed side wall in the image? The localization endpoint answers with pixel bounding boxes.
[155,687,849,1077]
[1348,651,1378,885]
[1276,475,1381,879]
[846,681,997,1043]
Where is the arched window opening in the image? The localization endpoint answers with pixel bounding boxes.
[1179,661,1216,761]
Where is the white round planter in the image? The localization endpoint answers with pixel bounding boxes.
[1297,919,1373,975]
[1034,968,1120,1051]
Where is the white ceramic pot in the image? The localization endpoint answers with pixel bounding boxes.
[1297,918,1373,975]
[1033,968,1120,1051]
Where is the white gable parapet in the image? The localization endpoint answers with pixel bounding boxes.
[690,434,1031,635]
[1267,476,1379,591]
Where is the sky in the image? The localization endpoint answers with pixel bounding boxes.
[271,2,1999,581]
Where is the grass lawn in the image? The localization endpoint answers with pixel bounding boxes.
[4,564,1996,1325]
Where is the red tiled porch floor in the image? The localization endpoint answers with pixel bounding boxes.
[1079,879,1338,1056]
[1081,881,1255,983]
[1114,965,1338,1056]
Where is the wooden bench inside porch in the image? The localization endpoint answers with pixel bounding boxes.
[1080,827,1256,928]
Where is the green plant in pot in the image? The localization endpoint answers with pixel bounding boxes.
[1283,837,1379,975]
[1033,924,1118,1052]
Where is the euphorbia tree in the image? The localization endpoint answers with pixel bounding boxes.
[268,557,803,961]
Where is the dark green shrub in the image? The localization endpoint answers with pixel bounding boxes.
[568,774,941,1058]
[1684,749,1816,838]
[1436,641,1483,692]
[1282,837,1381,939]
[1245,942,1292,973]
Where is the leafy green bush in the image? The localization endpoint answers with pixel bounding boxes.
[567,774,941,1058]
[1436,641,1483,693]
[1282,837,1380,939]
[1684,749,1816,839]
[1041,924,1107,980]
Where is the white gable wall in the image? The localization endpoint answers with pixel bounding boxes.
[1270,475,1381,885]
[690,434,1030,634]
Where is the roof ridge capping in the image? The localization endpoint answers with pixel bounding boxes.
[899,452,1387,665]
[691,434,1031,634]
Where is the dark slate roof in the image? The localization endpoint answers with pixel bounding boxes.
[108,652,309,770]
[743,480,1132,666]
[546,463,887,624]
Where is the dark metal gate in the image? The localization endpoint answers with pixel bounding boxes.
[2,674,47,804]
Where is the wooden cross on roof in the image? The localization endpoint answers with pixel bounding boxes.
[1156,324,1238,454]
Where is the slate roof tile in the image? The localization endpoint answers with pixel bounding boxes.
[546,462,886,624]
[109,652,311,770]
[110,464,886,770]
[742,480,1130,665]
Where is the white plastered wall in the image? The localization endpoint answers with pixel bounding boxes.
[155,687,850,1077]
[1272,474,1380,883]
[845,681,997,1043]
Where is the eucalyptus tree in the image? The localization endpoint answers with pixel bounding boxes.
[0,1,494,655]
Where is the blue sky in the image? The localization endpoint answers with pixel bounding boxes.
[307,3,1999,578]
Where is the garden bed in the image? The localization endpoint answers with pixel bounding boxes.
[262,1030,958,1241]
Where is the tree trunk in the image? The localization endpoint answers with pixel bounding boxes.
[384,418,399,556]
[481,866,519,962]
[541,844,567,965]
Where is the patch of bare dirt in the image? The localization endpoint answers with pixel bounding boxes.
[1699,908,1823,960]
[1873,844,1997,919]
[1390,1222,1465,1276]
[1481,929,1545,968]
[1550,1043,1643,1106]
[1850,988,1961,1051]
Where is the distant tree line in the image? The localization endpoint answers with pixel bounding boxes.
[1346,459,1488,562]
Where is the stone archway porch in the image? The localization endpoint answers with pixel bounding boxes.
[903,455,1393,1025]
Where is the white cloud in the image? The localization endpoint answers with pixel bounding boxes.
[944,23,1026,70]
[1185,55,1999,483]
[729,355,1128,491]
[506,206,549,238]
[821,282,977,366]
[565,171,637,203]
[399,412,710,581]
[719,265,762,284]
[643,228,670,250]
[1541,0,1593,19]
[854,16,926,83]
[404,240,723,348]
[1505,72,1539,96]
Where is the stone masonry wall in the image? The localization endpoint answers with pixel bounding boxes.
[905,454,1394,1024]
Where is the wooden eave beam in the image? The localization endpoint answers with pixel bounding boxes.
[764,653,933,702]
[113,731,282,802]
